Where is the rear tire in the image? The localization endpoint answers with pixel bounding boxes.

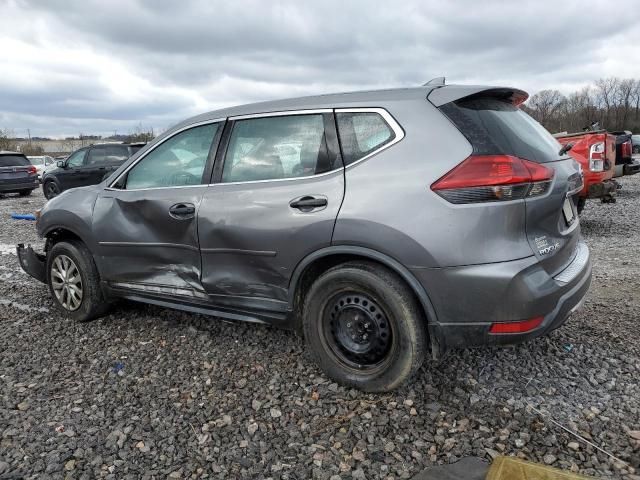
[19,190,32,197]
[43,181,60,200]
[303,261,426,392]
[576,197,586,214]
[46,240,110,322]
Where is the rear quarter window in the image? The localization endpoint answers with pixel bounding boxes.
[336,112,395,165]
[440,97,569,163]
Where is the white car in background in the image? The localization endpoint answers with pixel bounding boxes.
[27,155,55,182]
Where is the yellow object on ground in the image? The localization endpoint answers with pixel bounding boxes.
[487,457,596,480]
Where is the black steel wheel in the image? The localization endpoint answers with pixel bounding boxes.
[303,261,426,392]
[324,292,393,370]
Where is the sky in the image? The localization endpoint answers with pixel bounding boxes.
[1,0,639,138]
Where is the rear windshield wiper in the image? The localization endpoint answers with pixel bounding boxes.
[559,143,573,156]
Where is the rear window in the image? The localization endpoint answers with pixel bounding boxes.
[0,155,30,167]
[440,97,569,163]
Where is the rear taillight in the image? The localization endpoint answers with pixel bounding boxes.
[431,155,554,204]
[27,166,37,175]
[589,142,605,172]
[621,140,632,158]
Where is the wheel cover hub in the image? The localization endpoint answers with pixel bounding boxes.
[51,254,83,311]
[324,292,392,368]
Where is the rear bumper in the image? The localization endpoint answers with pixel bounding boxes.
[413,242,592,350]
[586,179,616,199]
[623,159,640,176]
[16,244,47,284]
[0,180,39,193]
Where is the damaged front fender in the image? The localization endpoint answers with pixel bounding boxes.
[16,244,47,284]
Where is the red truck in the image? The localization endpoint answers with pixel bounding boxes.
[554,130,617,213]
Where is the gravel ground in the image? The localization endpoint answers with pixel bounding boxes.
[1,181,639,480]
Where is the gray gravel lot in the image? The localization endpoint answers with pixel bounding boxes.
[1,181,639,480]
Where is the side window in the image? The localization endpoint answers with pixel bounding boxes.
[66,149,87,168]
[124,123,219,189]
[336,112,395,165]
[87,147,106,166]
[222,114,329,183]
[104,145,129,164]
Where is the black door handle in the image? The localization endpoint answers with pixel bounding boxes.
[289,196,328,211]
[169,203,196,218]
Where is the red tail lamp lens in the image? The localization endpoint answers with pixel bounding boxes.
[431,155,554,204]
[489,316,544,334]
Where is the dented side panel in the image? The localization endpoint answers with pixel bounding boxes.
[197,170,345,302]
[92,188,207,295]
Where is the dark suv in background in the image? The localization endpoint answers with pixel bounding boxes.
[42,142,145,199]
[0,151,39,196]
[19,84,590,391]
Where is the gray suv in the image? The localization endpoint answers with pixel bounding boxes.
[18,83,591,391]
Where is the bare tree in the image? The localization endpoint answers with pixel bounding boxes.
[527,90,566,131]
[125,123,155,143]
[0,128,17,151]
[527,78,640,133]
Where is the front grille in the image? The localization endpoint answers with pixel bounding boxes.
[554,242,589,284]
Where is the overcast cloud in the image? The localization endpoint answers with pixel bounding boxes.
[1,0,639,137]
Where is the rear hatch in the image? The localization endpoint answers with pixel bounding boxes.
[432,88,583,276]
[0,155,35,183]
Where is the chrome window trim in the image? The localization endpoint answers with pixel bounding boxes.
[228,108,332,121]
[209,166,343,187]
[335,107,405,170]
[106,118,226,191]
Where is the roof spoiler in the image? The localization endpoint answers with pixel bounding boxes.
[427,86,529,107]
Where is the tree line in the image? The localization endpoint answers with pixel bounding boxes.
[523,77,640,134]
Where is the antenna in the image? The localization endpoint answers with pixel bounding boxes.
[423,77,446,86]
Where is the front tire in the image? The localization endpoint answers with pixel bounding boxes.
[47,240,110,322]
[43,180,60,200]
[19,190,32,197]
[303,261,426,392]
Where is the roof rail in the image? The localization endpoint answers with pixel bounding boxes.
[423,77,446,86]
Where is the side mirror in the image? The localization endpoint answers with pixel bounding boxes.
[56,160,66,168]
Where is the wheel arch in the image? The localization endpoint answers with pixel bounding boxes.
[288,246,443,358]
[43,225,86,248]
[42,176,62,193]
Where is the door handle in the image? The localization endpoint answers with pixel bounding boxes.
[169,203,196,219]
[289,196,328,211]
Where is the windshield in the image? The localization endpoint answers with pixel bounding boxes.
[0,155,30,167]
[28,157,45,165]
[441,96,570,163]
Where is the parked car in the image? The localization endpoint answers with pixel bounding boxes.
[41,142,146,199]
[18,83,591,391]
[554,130,617,213]
[609,131,640,177]
[27,155,55,181]
[633,134,640,155]
[0,151,39,196]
